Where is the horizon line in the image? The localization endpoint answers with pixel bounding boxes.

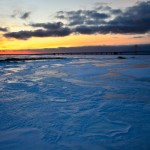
[1,43,150,51]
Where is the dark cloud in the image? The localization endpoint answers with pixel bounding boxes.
[74,25,150,35]
[106,1,150,33]
[20,12,31,19]
[4,25,71,40]
[74,1,150,34]
[109,1,150,26]
[74,26,99,34]
[4,1,150,39]
[56,9,109,26]
[84,19,106,25]
[110,9,122,15]
[56,11,65,19]
[55,4,122,27]
[96,5,122,15]
[30,22,64,30]
[133,36,145,38]
[84,10,110,19]
[0,27,8,32]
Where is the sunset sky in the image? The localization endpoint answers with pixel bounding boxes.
[0,0,150,51]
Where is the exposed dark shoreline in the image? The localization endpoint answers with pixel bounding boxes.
[0,57,65,62]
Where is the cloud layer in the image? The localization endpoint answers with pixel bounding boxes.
[0,27,8,32]
[5,22,71,40]
[3,1,150,40]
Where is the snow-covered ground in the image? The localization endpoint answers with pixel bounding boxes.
[0,55,150,150]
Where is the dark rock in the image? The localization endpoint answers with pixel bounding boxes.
[117,56,126,59]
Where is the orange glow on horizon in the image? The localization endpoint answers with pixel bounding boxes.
[0,34,150,52]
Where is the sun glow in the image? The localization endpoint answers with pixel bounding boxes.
[0,34,149,52]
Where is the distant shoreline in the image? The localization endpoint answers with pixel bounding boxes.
[0,52,150,56]
[0,44,150,55]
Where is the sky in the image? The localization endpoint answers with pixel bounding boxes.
[0,0,150,51]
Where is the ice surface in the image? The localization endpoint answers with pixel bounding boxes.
[0,55,150,150]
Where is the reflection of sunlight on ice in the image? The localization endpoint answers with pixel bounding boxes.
[48,97,67,103]
[94,62,121,67]
[2,73,12,76]
[34,70,67,78]
[4,65,26,73]
[0,90,35,102]
[68,59,100,65]
[52,64,64,67]
[103,91,129,100]
[117,68,150,78]
[7,79,19,83]
[25,70,68,82]
[40,65,49,69]
[101,72,122,77]
[63,78,101,87]
[129,64,150,68]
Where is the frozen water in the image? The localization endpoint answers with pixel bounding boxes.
[0,55,150,150]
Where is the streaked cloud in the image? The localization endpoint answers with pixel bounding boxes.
[20,11,31,19]
[11,10,31,20]
[133,36,145,39]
